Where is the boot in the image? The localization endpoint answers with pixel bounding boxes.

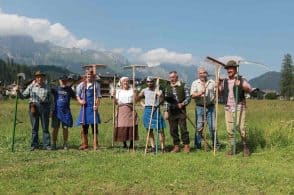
[183,144,190,153]
[171,145,180,153]
[243,143,250,157]
[226,145,234,156]
[79,132,88,150]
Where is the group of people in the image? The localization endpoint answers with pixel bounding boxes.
[19,60,252,157]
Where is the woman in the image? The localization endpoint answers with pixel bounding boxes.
[114,77,139,149]
[137,76,166,153]
[76,70,102,150]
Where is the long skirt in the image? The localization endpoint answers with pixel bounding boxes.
[114,104,139,142]
[143,106,166,131]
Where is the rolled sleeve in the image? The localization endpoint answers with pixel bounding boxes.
[21,83,33,99]
[182,84,191,106]
[76,83,83,98]
[95,82,102,98]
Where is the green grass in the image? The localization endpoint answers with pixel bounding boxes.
[0,99,293,194]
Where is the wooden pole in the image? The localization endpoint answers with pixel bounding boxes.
[93,65,97,150]
[132,66,135,152]
[203,83,208,152]
[144,78,160,155]
[233,66,240,155]
[122,64,147,152]
[112,75,116,147]
[214,66,221,156]
[82,64,106,151]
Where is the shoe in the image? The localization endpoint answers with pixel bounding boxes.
[30,146,37,151]
[63,143,68,150]
[183,144,190,153]
[225,146,234,156]
[215,144,221,151]
[52,144,57,150]
[123,142,127,148]
[225,150,233,156]
[243,144,250,157]
[45,146,52,150]
[171,145,180,153]
[79,145,88,151]
[148,147,155,153]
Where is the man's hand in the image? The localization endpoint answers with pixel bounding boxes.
[164,111,169,120]
[177,102,184,109]
[235,79,241,86]
[155,89,162,96]
[79,99,86,105]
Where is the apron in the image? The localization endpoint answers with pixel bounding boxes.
[54,87,73,127]
[76,85,100,125]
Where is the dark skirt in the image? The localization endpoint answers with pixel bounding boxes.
[114,126,139,142]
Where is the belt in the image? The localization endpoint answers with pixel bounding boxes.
[196,104,214,107]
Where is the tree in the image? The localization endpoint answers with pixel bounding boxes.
[265,92,278,100]
[280,54,294,100]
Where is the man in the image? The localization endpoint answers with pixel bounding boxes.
[137,76,166,153]
[190,67,220,150]
[164,71,191,153]
[219,60,252,157]
[51,75,76,150]
[20,71,52,151]
[76,69,102,150]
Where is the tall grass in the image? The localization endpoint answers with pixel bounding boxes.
[0,99,293,194]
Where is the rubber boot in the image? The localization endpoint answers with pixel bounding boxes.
[183,144,190,153]
[226,138,234,156]
[171,145,180,153]
[79,131,88,150]
[243,143,250,157]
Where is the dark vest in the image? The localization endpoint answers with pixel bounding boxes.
[165,82,186,104]
[223,76,245,105]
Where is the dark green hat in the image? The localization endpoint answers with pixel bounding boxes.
[225,60,239,69]
[34,70,46,77]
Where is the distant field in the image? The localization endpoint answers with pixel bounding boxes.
[0,99,293,194]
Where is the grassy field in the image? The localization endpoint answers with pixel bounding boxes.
[0,99,293,194]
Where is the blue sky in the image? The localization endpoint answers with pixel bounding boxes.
[0,0,293,79]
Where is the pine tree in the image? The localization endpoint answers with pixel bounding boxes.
[280,54,294,100]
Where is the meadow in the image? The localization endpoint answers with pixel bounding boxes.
[0,99,293,194]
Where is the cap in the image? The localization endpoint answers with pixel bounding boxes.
[146,76,154,82]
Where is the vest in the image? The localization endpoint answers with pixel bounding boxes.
[165,82,186,104]
[223,76,245,105]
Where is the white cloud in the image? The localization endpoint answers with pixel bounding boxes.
[127,47,143,55]
[0,10,95,49]
[131,48,195,66]
[110,48,125,54]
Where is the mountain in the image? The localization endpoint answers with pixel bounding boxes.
[0,35,128,73]
[249,71,281,91]
[0,58,72,84]
[0,35,199,83]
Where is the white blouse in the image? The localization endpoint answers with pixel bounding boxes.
[116,89,133,104]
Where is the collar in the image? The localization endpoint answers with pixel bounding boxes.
[170,81,181,87]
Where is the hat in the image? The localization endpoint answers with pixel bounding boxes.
[119,76,129,83]
[146,76,154,82]
[34,71,46,77]
[59,75,68,80]
[225,60,239,69]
